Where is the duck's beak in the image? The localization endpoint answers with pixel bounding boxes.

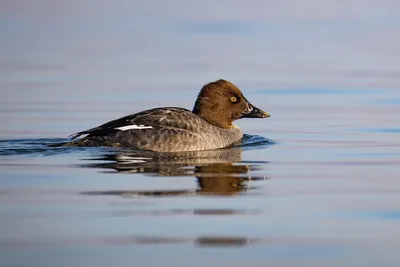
[242,103,270,118]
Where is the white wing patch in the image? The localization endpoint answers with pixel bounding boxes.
[115,125,153,131]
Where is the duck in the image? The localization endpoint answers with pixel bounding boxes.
[61,79,270,152]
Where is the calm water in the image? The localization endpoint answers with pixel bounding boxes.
[1,1,400,267]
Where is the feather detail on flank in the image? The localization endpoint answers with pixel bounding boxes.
[115,125,153,131]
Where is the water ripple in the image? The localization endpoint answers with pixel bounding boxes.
[0,134,273,156]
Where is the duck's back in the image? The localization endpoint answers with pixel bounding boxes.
[67,107,243,152]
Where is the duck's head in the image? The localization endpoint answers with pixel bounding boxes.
[192,79,270,128]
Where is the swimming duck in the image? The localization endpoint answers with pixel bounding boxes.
[63,79,270,152]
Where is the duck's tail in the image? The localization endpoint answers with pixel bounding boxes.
[47,138,91,147]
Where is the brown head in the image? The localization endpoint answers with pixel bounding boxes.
[192,79,270,128]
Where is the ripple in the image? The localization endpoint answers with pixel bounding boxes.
[0,138,96,156]
[239,134,275,149]
[0,134,273,156]
[90,208,262,217]
[0,136,271,197]
[0,235,348,249]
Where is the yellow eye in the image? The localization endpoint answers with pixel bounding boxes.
[230,96,237,103]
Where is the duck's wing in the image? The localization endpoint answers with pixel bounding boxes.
[70,107,201,139]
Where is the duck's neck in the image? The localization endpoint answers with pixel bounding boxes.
[193,110,232,128]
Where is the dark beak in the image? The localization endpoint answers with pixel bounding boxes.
[241,103,270,118]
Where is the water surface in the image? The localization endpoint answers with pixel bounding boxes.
[1,1,400,267]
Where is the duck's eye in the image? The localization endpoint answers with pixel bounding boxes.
[230,96,238,103]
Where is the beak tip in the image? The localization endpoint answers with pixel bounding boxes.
[241,104,270,119]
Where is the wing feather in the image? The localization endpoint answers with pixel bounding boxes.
[70,107,201,139]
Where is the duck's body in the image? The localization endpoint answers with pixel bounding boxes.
[62,79,270,152]
[67,107,243,151]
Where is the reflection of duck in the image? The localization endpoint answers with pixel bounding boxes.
[106,235,256,247]
[80,147,269,196]
[196,163,251,195]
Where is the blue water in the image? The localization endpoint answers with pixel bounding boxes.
[1,85,399,267]
[1,1,400,267]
